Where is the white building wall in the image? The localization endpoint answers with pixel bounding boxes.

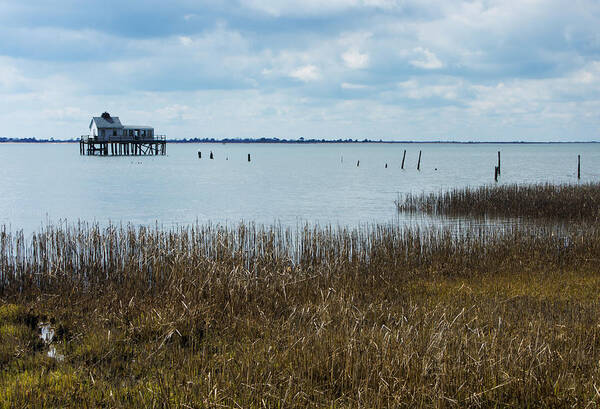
[89,118,155,141]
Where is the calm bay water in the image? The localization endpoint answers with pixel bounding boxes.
[0,142,598,233]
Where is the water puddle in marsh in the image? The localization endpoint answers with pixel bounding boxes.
[39,323,64,361]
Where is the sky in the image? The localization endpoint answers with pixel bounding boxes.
[0,0,599,141]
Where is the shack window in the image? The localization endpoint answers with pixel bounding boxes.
[113,130,117,136]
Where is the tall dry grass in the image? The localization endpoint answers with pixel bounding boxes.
[397,182,600,220]
[1,221,600,407]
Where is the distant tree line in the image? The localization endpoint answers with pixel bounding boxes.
[0,137,78,143]
[0,136,595,144]
[0,136,386,144]
[170,137,383,143]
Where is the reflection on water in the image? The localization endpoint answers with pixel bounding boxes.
[39,323,54,343]
[394,210,579,239]
[39,322,64,361]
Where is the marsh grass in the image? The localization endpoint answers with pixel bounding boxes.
[1,222,600,407]
[397,182,600,220]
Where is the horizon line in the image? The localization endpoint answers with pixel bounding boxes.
[1,137,599,145]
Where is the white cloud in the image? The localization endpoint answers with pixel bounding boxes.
[342,49,369,69]
[239,0,400,16]
[178,36,193,46]
[0,61,27,93]
[289,65,321,82]
[341,82,369,89]
[397,78,461,100]
[409,47,443,69]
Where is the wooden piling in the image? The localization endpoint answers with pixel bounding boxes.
[385,163,388,168]
[210,151,214,160]
[80,136,167,157]
[401,150,406,169]
[497,151,501,175]
[198,151,201,159]
[417,151,421,171]
[357,160,360,167]
[578,155,581,179]
[248,154,251,162]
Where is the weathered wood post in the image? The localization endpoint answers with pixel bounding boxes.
[210,151,214,159]
[417,151,421,171]
[494,166,499,182]
[357,160,360,167]
[248,154,251,162]
[578,155,581,179]
[385,163,388,168]
[497,151,501,175]
[401,150,406,169]
[198,151,201,159]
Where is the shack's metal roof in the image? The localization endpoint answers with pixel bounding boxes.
[124,125,154,130]
[90,116,124,129]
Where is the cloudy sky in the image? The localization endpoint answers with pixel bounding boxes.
[0,0,599,141]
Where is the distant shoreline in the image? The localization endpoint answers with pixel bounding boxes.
[0,138,599,144]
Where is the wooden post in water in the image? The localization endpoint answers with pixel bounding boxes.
[210,151,214,160]
[497,151,501,176]
[578,155,581,179]
[357,160,360,167]
[198,151,201,159]
[494,166,499,182]
[417,151,421,171]
[385,163,388,168]
[248,154,251,162]
[401,150,406,169]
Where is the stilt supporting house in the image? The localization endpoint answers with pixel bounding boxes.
[80,136,166,156]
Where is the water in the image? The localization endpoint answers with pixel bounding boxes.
[0,142,598,233]
[39,323,65,361]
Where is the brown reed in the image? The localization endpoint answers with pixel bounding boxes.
[1,221,600,407]
[397,182,600,220]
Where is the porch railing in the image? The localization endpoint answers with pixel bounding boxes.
[81,135,167,142]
